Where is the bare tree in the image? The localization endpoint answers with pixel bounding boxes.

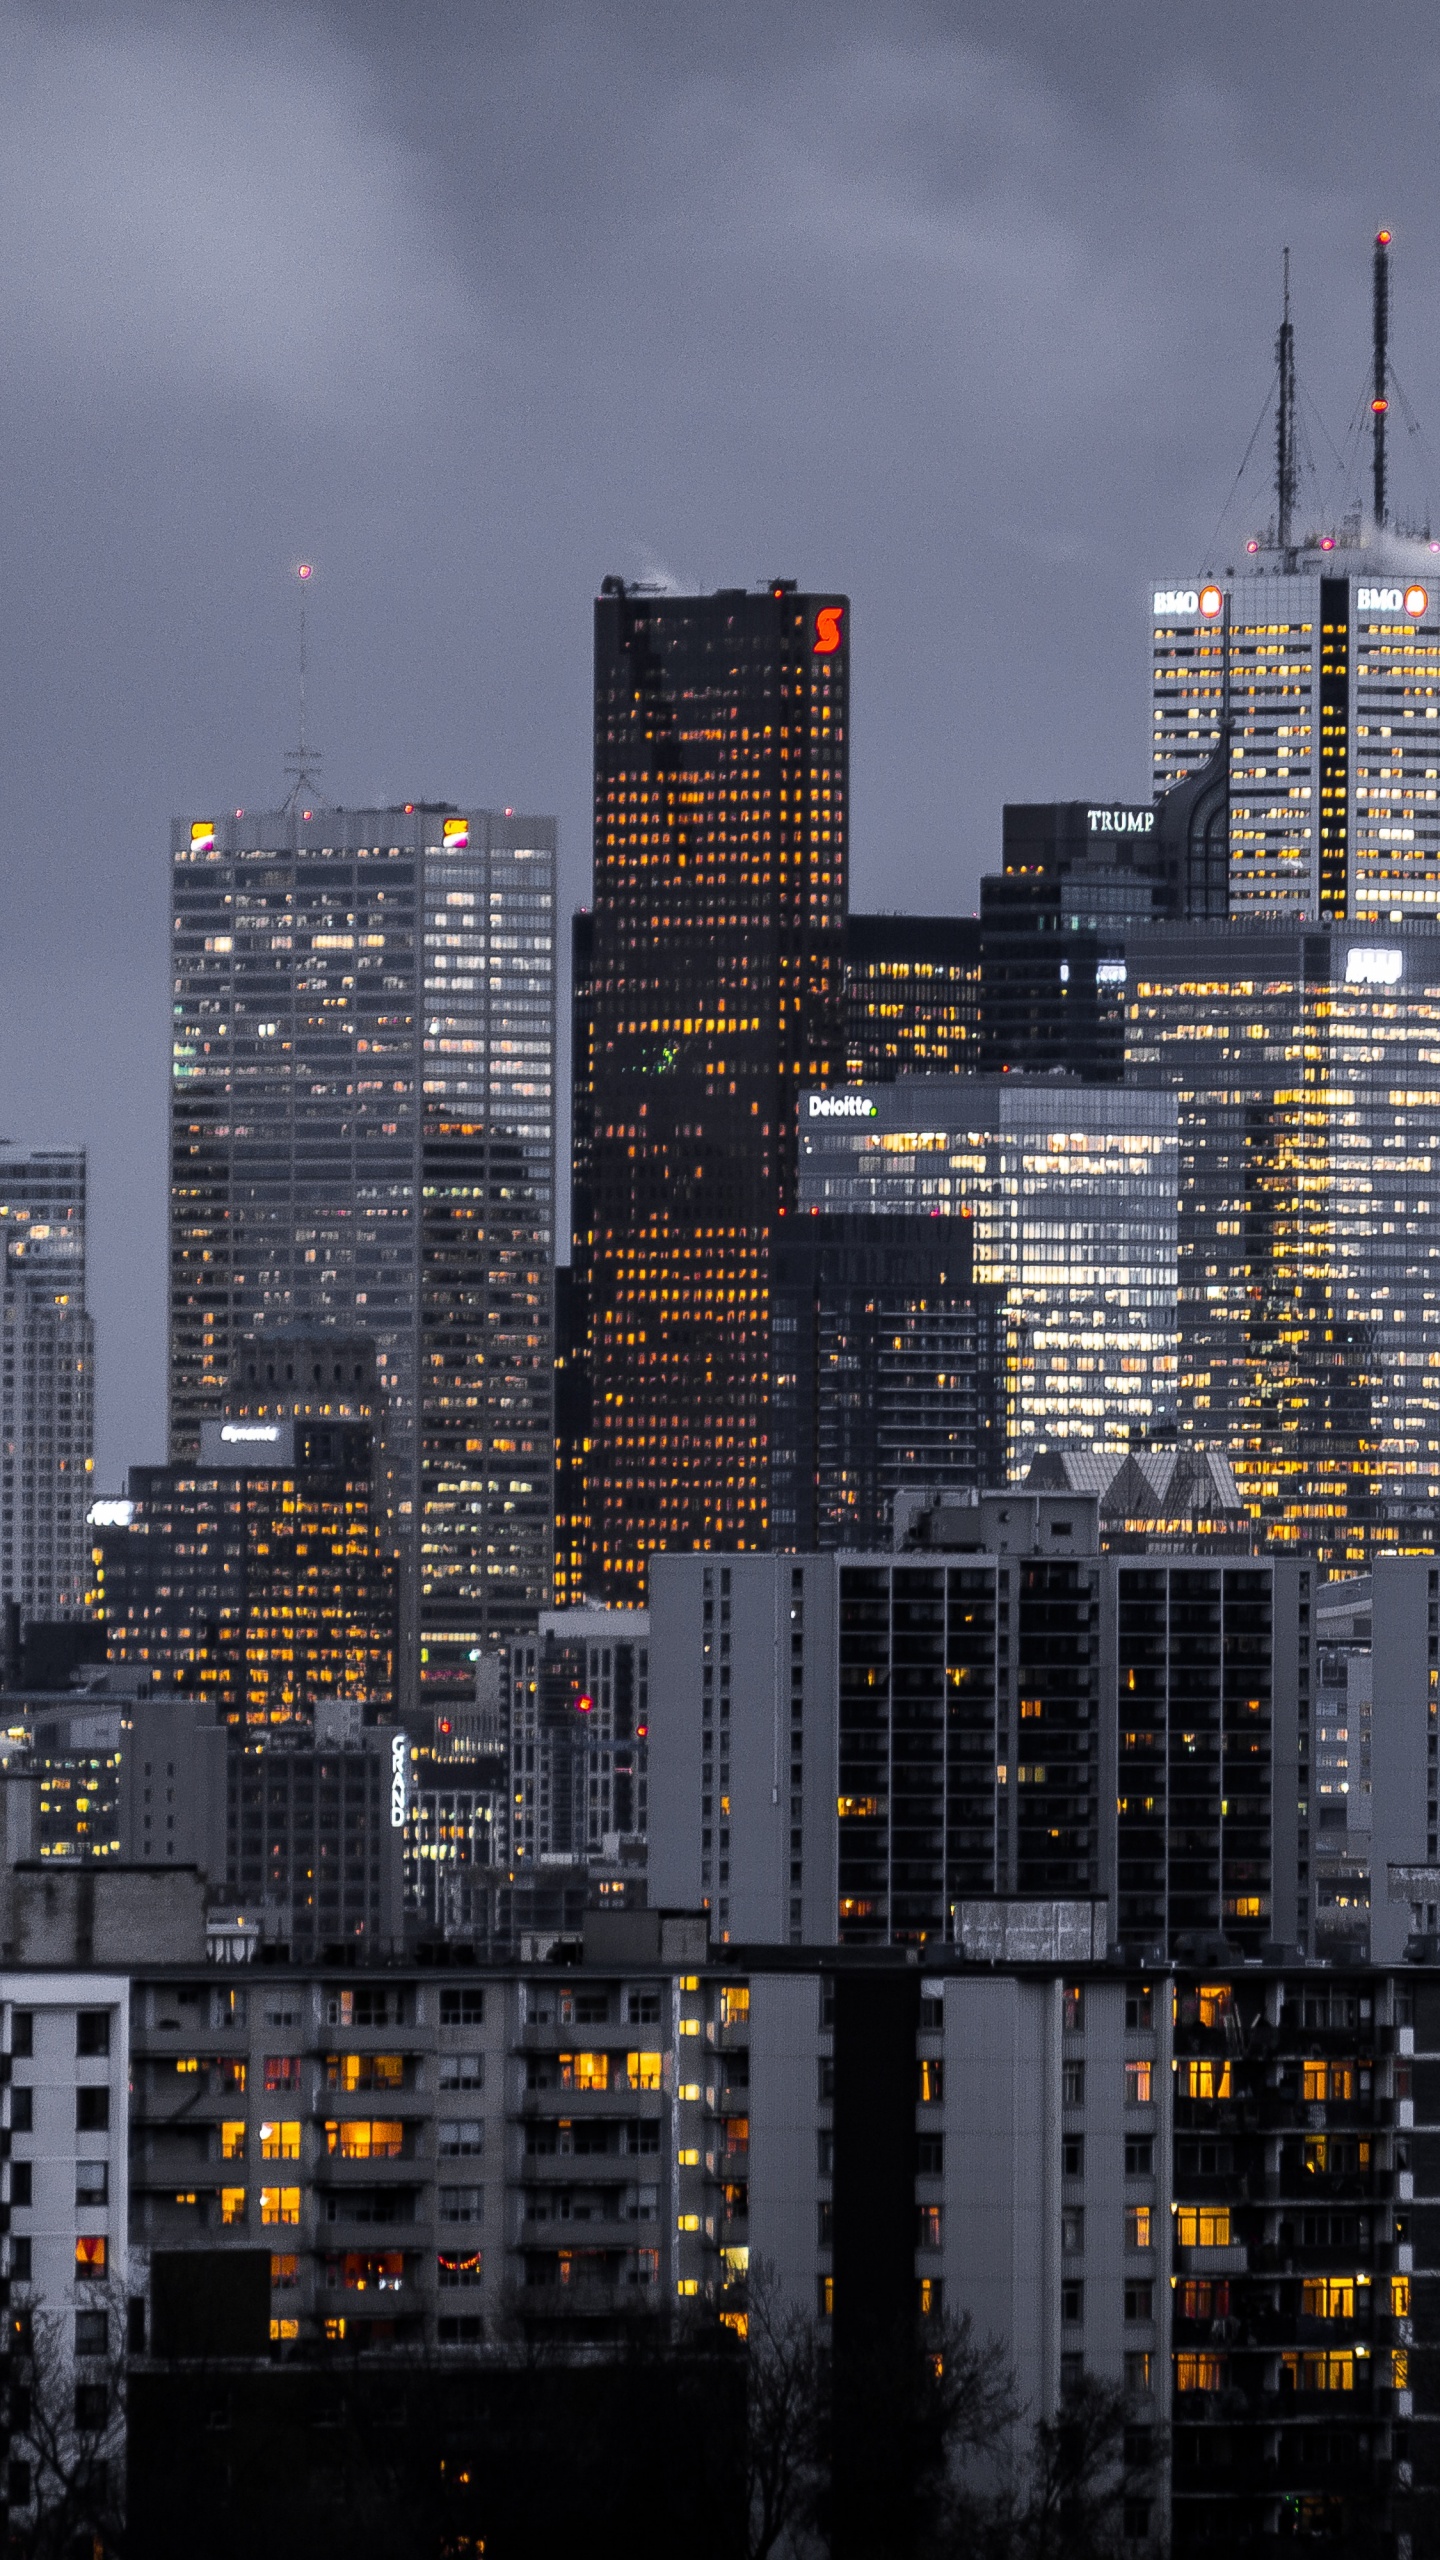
[741,2263,827,2560]
[964,2372,1162,2560]
[6,2292,127,2559]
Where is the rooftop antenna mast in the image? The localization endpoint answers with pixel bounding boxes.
[1275,247,1297,553]
[282,562,324,811]
[1372,230,1392,533]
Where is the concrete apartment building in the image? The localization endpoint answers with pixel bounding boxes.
[646,1494,1315,1957]
[0,1910,1431,2556]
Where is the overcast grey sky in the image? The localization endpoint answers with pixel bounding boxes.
[4,0,1440,1483]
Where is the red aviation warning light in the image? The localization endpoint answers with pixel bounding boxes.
[1372,398,1389,415]
[813,606,844,654]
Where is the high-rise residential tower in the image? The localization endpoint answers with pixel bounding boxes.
[1150,561,1440,921]
[168,805,556,1696]
[576,580,849,1599]
[0,1148,95,1637]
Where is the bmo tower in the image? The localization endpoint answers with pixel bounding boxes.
[1151,561,1440,919]
[575,579,849,1598]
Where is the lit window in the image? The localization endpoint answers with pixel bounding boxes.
[1179,2060,1231,2100]
[1176,2208,1231,2248]
[1280,2351,1354,2392]
[220,2188,246,2226]
[220,2120,246,2160]
[259,2121,301,2160]
[1126,2207,1151,2251]
[270,2318,299,2342]
[627,2051,662,2091]
[324,2120,403,2160]
[1124,2061,1152,2104]
[270,2255,299,2289]
[560,2052,608,2091]
[74,2237,106,2282]
[1175,2353,1225,2392]
[260,2187,301,2226]
[1302,2278,1355,2319]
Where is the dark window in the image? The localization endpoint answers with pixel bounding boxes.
[1124,2137,1153,2176]
[1064,1985,1084,2030]
[1063,2062,1085,2106]
[439,1989,484,2026]
[626,1991,661,2025]
[75,2311,108,2356]
[1060,2353,1084,2395]
[819,2058,835,2102]
[818,2201,834,2246]
[10,2164,31,2208]
[11,2238,31,2282]
[1125,1987,1154,2031]
[1063,2135,1084,2178]
[8,2464,31,2507]
[76,2089,109,2133]
[917,2134,944,2177]
[1124,2282,1154,2322]
[10,2013,32,2059]
[74,2384,108,2432]
[1061,2281,1084,2324]
[76,2163,108,2208]
[76,2014,110,2059]
[10,2087,31,2133]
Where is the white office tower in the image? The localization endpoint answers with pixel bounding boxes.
[1153,231,1440,922]
[0,1150,95,1631]
[1151,565,1440,920]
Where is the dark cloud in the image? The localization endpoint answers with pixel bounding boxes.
[3,0,1439,1480]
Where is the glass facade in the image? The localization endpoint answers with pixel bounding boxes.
[93,1430,395,1725]
[578,582,848,1599]
[1128,917,1440,1565]
[1151,562,1440,920]
[842,914,979,1081]
[769,1216,1003,1547]
[0,1147,95,1630]
[796,1078,1179,1478]
[168,807,556,1693]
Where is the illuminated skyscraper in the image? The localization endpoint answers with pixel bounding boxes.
[1128,915,1440,1565]
[0,1148,95,1636]
[843,914,979,1081]
[93,1417,395,1725]
[1150,561,1440,921]
[796,1077,1179,1478]
[578,579,849,1599]
[168,806,556,1694]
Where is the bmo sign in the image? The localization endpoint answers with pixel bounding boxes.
[1153,584,1224,619]
[1358,584,1429,617]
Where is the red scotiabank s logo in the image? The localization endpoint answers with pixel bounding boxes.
[813,606,843,655]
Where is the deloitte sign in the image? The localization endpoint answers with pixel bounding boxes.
[806,1092,879,1121]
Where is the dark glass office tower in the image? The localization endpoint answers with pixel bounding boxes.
[979,777,1231,1079]
[843,914,979,1081]
[168,805,556,1698]
[769,1215,1003,1548]
[579,579,848,1598]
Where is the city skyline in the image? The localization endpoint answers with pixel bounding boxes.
[7,1,1440,1484]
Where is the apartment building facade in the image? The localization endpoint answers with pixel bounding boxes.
[2,1935,1430,2555]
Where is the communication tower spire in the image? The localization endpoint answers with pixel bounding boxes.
[1372,229,1391,533]
[1275,248,1297,553]
[283,561,324,811]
